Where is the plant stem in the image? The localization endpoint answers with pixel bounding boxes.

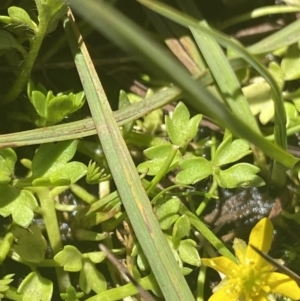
[1,13,48,105]
[36,188,71,292]
[146,145,179,194]
[196,178,218,216]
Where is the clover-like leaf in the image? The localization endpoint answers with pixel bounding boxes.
[17,140,87,187]
[155,197,181,220]
[215,163,265,188]
[8,6,37,31]
[281,44,300,80]
[166,102,202,150]
[47,92,85,125]
[18,271,53,301]
[60,285,84,301]
[214,135,251,167]
[155,197,181,230]
[79,259,107,294]
[285,102,299,127]
[54,245,83,272]
[0,185,38,227]
[172,215,191,249]
[27,80,85,127]
[178,239,201,267]
[137,144,182,176]
[0,274,14,299]
[244,80,274,125]
[0,148,17,185]
[12,224,47,264]
[176,157,212,185]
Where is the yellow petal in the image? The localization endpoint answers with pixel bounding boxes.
[268,272,300,300]
[208,283,240,301]
[233,238,247,264]
[246,218,273,267]
[202,257,238,277]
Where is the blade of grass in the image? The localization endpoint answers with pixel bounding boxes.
[144,10,204,76]
[63,9,195,301]
[136,0,288,185]
[67,0,297,171]
[0,57,247,148]
[177,0,260,133]
[248,18,300,54]
[0,85,183,148]
[220,5,300,30]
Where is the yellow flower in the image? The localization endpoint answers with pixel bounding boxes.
[202,217,300,301]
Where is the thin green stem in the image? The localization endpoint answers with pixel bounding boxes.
[35,188,71,292]
[1,22,48,105]
[196,178,218,216]
[220,6,300,30]
[180,204,236,262]
[196,262,206,301]
[86,274,159,301]
[70,184,97,204]
[146,145,179,194]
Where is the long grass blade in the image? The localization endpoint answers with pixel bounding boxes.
[248,19,300,54]
[63,9,195,301]
[136,0,289,185]
[177,0,260,133]
[67,0,297,169]
[0,58,246,148]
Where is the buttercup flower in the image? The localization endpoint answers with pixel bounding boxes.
[202,218,300,301]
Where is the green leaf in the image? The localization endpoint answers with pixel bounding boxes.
[281,44,300,80]
[7,6,37,31]
[176,157,212,185]
[268,61,285,90]
[18,271,53,301]
[85,252,106,264]
[27,80,85,126]
[137,251,150,272]
[0,148,17,185]
[0,186,38,227]
[155,198,180,230]
[0,274,14,299]
[0,29,27,57]
[119,90,134,137]
[172,214,190,249]
[79,259,107,294]
[214,136,251,166]
[35,0,67,34]
[0,233,14,264]
[244,80,274,125]
[20,140,87,187]
[285,102,299,127]
[60,285,84,301]
[216,163,265,188]
[155,197,181,220]
[178,239,201,267]
[166,102,202,150]
[47,92,85,125]
[31,91,48,118]
[12,224,47,264]
[54,245,83,272]
[137,144,181,175]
